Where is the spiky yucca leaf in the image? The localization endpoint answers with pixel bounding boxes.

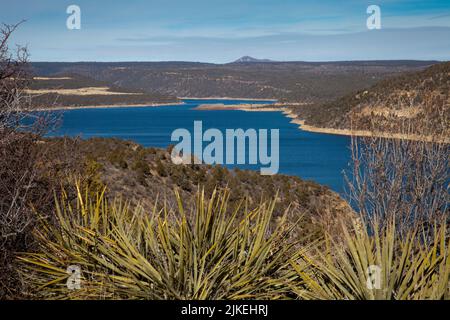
[291,217,449,300]
[18,185,301,300]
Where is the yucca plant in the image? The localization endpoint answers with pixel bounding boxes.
[291,217,450,300]
[18,184,303,300]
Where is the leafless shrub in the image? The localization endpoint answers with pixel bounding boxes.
[0,22,31,132]
[0,22,56,299]
[345,102,449,234]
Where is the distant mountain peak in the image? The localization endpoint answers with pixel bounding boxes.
[233,56,274,63]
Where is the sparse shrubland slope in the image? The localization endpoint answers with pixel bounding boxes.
[31,61,436,103]
[37,137,353,235]
[28,74,179,109]
[293,62,450,136]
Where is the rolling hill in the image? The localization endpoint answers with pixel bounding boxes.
[232,56,275,63]
[31,60,437,104]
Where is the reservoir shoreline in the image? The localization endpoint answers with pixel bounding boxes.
[29,102,186,112]
[195,102,449,143]
[44,98,352,192]
[35,98,447,143]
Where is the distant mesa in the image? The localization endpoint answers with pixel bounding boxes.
[233,56,275,63]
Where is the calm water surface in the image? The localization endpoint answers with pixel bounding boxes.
[48,99,351,193]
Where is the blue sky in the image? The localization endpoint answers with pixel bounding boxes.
[1,0,450,62]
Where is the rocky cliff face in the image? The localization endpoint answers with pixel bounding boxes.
[295,62,449,137]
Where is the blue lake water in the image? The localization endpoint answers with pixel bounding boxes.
[48,99,351,193]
